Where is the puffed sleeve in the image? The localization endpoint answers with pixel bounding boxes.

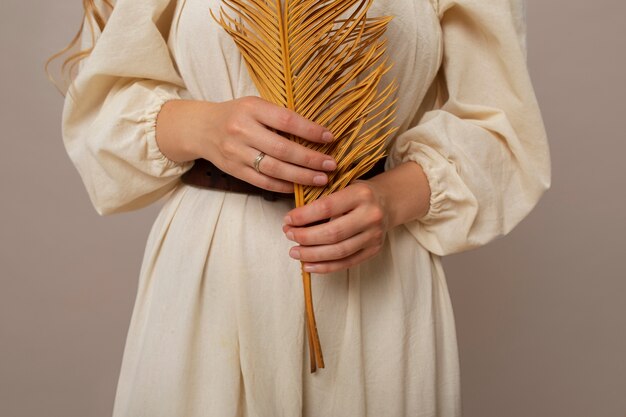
[61,0,195,215]
[387,0,551,256]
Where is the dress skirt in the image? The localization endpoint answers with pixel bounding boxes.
[110,183,461,416]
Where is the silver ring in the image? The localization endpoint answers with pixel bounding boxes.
[253,151,266,174]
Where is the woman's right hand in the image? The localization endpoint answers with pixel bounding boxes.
[155,96,337,193]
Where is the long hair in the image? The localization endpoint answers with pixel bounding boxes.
[44,0,114,95]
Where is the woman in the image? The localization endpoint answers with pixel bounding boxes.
[51,0,551,415]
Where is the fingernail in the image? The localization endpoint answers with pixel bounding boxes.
[283,215,292,225]
[289,248,301,259]
[303,264,317,273]
[285,231,295,241]
[313,175,327,185]
[322,160,336,170]
[322,131,334,142]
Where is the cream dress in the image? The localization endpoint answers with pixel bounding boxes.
[61,0,551,415]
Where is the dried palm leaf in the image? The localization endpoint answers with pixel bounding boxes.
[211,0,399,372]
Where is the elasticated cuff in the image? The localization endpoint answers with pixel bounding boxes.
[142,88,195,175]
[387,138,451,225]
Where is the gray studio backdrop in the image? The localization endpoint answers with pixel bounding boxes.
[1,1,625,416]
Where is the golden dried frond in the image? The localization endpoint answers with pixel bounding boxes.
[211,0,398,372]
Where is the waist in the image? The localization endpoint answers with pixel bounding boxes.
[180,157,387,201]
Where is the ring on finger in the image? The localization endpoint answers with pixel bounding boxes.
[253,151,266,174]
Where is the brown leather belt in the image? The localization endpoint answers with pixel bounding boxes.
[180,157,387,201]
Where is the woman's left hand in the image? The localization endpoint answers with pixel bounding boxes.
[282,180,390,274]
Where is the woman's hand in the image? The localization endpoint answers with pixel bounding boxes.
[282,180,390,274]
[155,96,337,193]
[281,161,432,274]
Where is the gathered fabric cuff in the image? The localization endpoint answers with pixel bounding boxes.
[142,86,195,175]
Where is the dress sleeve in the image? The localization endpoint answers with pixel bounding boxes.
[387,0,551,256]
[61,0,195,216]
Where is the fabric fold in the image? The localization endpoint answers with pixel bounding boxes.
[388,0,551,256]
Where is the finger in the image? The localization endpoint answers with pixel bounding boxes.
[237,166,295,193]
[205,140,293,192]
[248,147,330,187]
[289,229,379,263]
[284,187,363,226]
[283,209,365,245]
[248,123,337,172]
[253,100,335,144]
[301,245,383,275]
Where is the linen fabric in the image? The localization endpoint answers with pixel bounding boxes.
[61,0,551,416]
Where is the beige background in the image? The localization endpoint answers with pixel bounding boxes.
[1,1,625,416]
